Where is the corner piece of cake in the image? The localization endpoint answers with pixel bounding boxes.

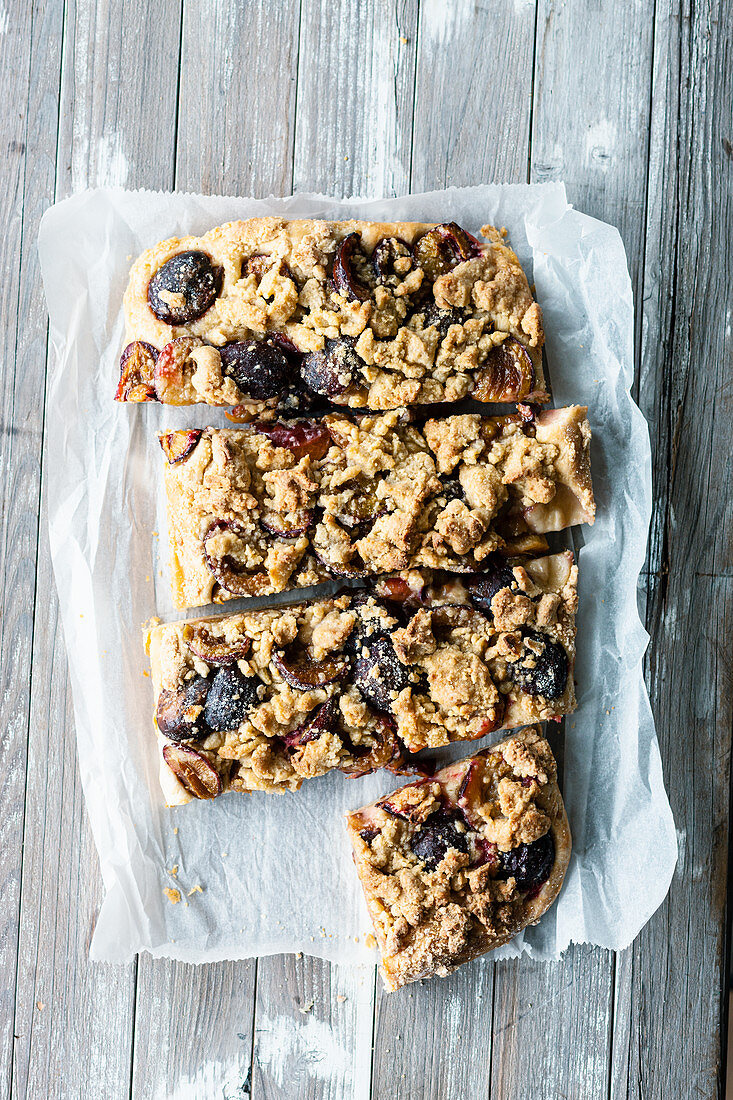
[116,216,545,412]
[346,727,571,990]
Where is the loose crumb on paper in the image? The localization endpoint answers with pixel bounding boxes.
[188,884,203,896]
[365,933,377,950]
[36,1001,45,1011]
[164,887,181,905]
[298,1000,314,1015]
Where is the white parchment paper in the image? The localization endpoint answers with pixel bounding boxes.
[38,183,677,964]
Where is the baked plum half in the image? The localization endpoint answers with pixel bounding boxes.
[148,250,222,324]
[220,340,291,400]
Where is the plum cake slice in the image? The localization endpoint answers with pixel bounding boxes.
[116,216,545,412]
[159,406,593,609]
[346,727,571,990]
[145,553,576,804]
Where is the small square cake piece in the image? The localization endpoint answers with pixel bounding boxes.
[161,405,593,609]
[116,216,545,411]
[346,727,571,990]
[146,554,577,805]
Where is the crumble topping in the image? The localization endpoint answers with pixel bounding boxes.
[346,727,570,990]
[147,555,577,802]
[162,406,593,609]
[118,217,545,410]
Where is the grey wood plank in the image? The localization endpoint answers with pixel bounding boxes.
[610,0,733,1094]
[250,5,419,1096]
[131,4,304,1096]
[0,0,60,1095]
[13,0,185,1096]
[372,4,536,1098]
[176,0,301,196]
[253,957,375,1100]
[293,0,419,198]
[409,0,537,191]
[372,960,494,1100]
[491,946,615,1098]
[530,0,655,345]
[131,957,257,1099]
[484,3,659,1096]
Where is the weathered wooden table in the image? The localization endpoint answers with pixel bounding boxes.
[2,1,729,1097]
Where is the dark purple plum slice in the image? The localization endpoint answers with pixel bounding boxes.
[203,520,272,597]
[435,476,463,506]
[220,340,291,400]
[162,743,222,799]
[148,250,222,324]
[339,717,403,777]
[159,429,202,464]
[252,419,331,460]
[420,303,465,337]
[371,236,414,286]
[352,633,409,712]
[509,629,569,699]
[115,341,158,402]
[156,676,211,742]
[409,810,469,870]
[300,337,362,398]
[273,649,349,690]
[332,233,372,301]
[414,222,481,281]
[498,831,555,891]
[473,338,535,402]
[467,564,518,612]
[314,548,370,581]
[281,696,341,748]
[203,667,261,731]
[185,626,251,666]
[260,511,315,538]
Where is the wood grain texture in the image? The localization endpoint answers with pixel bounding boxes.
[12,0,184,1096]
[252,958,375,1100]
[1,0,730,1096]
[372,960,494,1100]
[491,946,615,1098]
[177,0,301,196]
[0,0,62,1093]
[484,3,659,1093]
[131,957,257,1099]
[610,0,733,1095]
[531,0,655,326]
[367,4,534,1097]
[293,0,419,197]
[410,0,537,191]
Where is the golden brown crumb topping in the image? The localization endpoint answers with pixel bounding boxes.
[346,727,570,990]
[118,217,545,410]
[161,406,593,609]
[148,557,577,802]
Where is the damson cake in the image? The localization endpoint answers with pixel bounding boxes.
[346,727,571,990]
[160,405,593,608]
[145,552,576,803]
[116,217,545,411]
